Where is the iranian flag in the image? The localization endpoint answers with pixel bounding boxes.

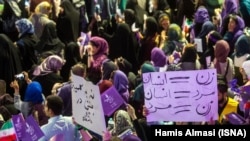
[0,120,17,141]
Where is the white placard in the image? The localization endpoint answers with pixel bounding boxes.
[72,74,106,136]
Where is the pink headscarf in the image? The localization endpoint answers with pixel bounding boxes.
[89,36,109,58]
[214,40,230,74]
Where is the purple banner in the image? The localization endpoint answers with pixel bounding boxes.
[24,115,44,141]
[101,86,125,116]
[80,32,90,46]
[12,113,26,139]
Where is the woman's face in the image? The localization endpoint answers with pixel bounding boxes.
[89,43,99,55]
[160,18,170,30]
[228,18,236,32]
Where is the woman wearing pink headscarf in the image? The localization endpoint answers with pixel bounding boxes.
[32,55,65,97]
[87,36,109,84]
[213,40,235,84]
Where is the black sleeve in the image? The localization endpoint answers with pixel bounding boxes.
[132,119,148,141]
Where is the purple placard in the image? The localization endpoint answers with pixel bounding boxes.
[80,32,90,46]
[101,86,126,116]
[143,69,218,122]
[12,113,26,139]
[24,115,44,141]
[226,112,246,125]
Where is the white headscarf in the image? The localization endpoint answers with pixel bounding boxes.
[242,60,250,79]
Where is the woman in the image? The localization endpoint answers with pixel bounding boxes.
[32,55,65,97]
[111,110,135,136]
[35,22,65,58]
[233,35,250,86]
[150,47,167,72]
[138,16,159,66]
[131,62,156,119]
[223,14,245,57]
[29,1,54,38]
[196,21,215,57]
[0,34,22,95]
[10,79,48,126]
[189,6,210,43]
[98,60,117,94]
[87,36,109,84]
[213,40,235,85]
[201,30,222,69]
[178,44,201,70]
[104,23,139,73]
[60,42,81,82]
[162,23,185,55]
[111,70,130,103]
[56,0,80,44]
[15,18,38,71]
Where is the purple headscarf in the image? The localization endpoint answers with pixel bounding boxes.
[221,0,238,20]
[233,15,245,34]
[113,70,129,102]
[230,15,245,54]
[89,36,109,58]
[194,6,210,24]
[151,47,166,67]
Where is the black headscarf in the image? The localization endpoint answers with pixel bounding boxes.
[35,22,65,56]
[0,34,22,95]
[56,0,80,44]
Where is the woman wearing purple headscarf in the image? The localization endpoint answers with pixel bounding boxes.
[151,47,167,72]
[223,14,245,57]
[220,0,239,34]
[87,36,109,84]
[192,6,210,40]
[111,70,130,103]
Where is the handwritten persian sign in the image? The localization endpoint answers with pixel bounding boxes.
[101,86,126,116]
[72,74,106,136]
[143,69,218,122]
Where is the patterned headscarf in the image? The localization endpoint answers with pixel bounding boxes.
[15,18,34,37]
[112,110,134,136]
[33,55,65,76]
